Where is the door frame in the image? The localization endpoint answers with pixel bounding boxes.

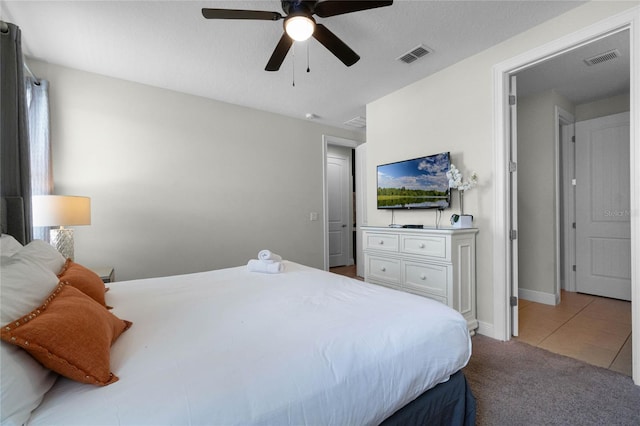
[322,135,359,270]
[557,106,576,294]
[492,6,639,385]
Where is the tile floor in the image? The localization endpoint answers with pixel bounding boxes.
[517,290,632,377]
[330,266,633,377]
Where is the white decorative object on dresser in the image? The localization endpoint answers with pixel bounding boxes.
[362,226,478,333]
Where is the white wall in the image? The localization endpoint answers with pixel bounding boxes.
[366,1,636,335]
[31,61,363,280]
[517,90,574,299]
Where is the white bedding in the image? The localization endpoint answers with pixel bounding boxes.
[28,261,471,425]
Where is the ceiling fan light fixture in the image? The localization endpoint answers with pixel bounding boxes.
[285,15,315,41]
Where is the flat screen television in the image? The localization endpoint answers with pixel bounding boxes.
[377,152,451,210]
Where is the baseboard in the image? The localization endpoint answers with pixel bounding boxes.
[519,288,558,306]
[476,320,496,339]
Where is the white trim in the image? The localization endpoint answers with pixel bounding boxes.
[519,288,558,306]
[476,320,495,339]
[492,70,511,341]
[557,107,577,293]
[493,6,640,385]
[629,6,640,387]
[555,106,575,298]
[322,135,359,270]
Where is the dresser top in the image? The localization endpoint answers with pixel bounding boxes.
[361,226,478,235]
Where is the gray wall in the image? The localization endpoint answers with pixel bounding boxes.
[31,61,363,280]
[576,93,630,121]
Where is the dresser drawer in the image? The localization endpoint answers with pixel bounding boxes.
[404,287,447,305]
[366,255,401,285]
[401,235,447,259]
[403,261,449,298]
[364,232,399,252]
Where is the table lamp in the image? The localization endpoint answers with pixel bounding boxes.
[32,195,91,260]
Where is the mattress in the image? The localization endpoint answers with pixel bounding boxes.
[27,261,471,425]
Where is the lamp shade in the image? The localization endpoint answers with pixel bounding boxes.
[284,15,315,41]
[32,195,91,227]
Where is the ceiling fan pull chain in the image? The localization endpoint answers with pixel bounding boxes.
[307,42,310,73]
[292,43,296,87]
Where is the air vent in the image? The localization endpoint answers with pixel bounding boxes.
[584,49,620,66]
[344,116,366,128]
[397,44,432,64]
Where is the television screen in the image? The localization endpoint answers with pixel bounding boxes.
[377,152,451,210]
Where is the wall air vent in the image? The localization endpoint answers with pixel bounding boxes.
[344,116,366,128]
[584,49,620,66]
[397,44,432,64]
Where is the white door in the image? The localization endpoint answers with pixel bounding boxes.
[509,75,519,336]
[328,154,350,267]
[575,112,631,300]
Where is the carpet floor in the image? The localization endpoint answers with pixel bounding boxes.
[463,335,640,425]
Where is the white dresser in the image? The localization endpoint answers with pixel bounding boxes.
[362,226,478,333]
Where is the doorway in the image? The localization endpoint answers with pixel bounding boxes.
[322,135,359,271]
[513,31,631,370]
[327,145,353,268]
[492,8,639,385]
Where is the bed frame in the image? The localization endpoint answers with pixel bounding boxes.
[382,370,476,425]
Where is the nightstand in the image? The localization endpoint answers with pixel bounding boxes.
[89,266,115,283]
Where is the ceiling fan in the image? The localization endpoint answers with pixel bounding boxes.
[202,1,393,71]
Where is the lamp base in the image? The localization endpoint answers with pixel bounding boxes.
[50,228,74,260]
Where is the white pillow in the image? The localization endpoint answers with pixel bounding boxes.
[0,245,61,325]
[1,234,23,257]
[0,241,64,425]
[0,342,57,426]
[16,239,66,275]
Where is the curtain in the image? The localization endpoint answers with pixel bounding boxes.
[26,77,52,241]
[0,21,32,243]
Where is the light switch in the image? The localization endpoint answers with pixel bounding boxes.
[310,212,319,221]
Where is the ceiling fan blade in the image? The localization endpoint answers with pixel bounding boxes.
[312,24,360,67]
[201,8,283,21]
[314,1,393,18]
[265,33,294,71]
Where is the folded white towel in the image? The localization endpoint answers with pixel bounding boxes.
[258,250,282,262]
[247,259,284,274]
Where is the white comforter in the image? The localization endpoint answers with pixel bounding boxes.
[28,262,471,425]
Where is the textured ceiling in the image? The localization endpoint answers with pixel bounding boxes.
[2,1,590,132]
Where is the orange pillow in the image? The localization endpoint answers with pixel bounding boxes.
[1,284,132,386]
[58,259,107,307]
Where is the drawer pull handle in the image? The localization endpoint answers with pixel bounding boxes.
[381,266,386,272]
[378,240,384,245]
[418,243,425,248]
[420,274,426,280]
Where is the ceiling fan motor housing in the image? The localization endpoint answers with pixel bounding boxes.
[281,0,317,16]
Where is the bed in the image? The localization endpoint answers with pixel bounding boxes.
[1,230,475,425]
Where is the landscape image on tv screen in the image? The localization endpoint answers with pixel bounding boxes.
[377,152,450,209]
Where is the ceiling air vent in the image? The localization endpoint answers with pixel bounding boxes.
[344,116,366,128]
[397,44,432,64]
[584,49,620,66]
